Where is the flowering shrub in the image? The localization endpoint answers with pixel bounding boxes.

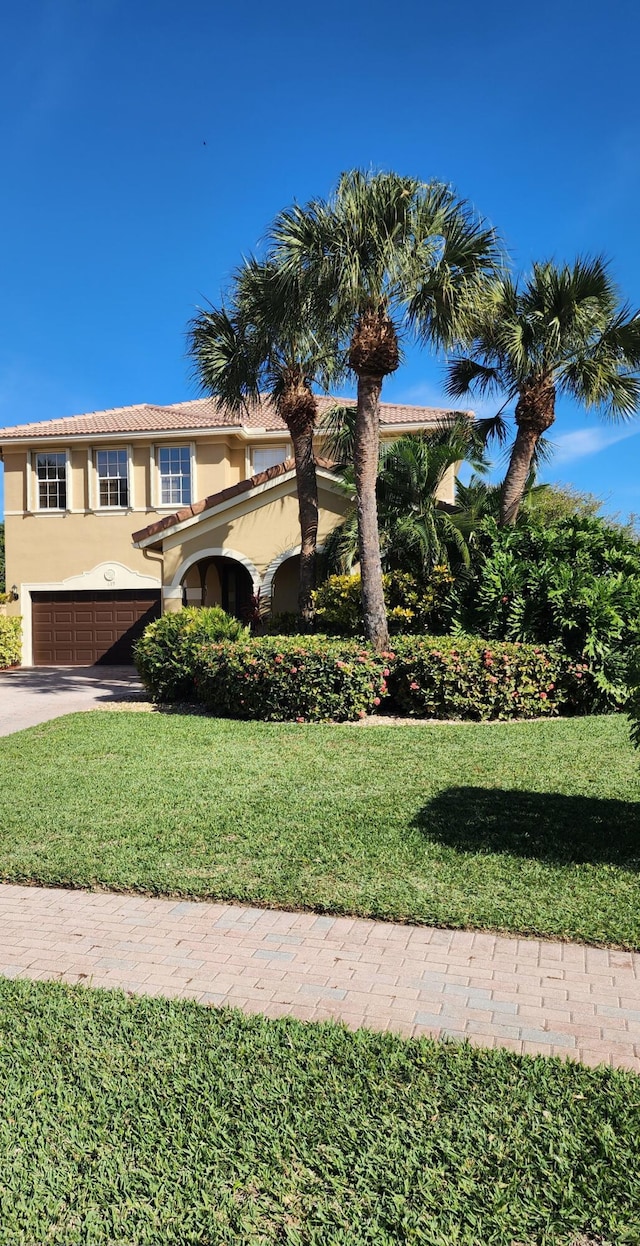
[0,616,21,668]
[386,636,589,721]
[193,637,388,722]
[134,607,248,702]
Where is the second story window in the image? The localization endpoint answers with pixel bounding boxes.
[96,449,128,508]
[158,446,191,506]
[36,452,67,510]
[252,445,290,475]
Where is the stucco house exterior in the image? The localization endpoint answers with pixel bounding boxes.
[0,395,467,666]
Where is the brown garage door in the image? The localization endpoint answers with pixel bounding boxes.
[31,590,161,666]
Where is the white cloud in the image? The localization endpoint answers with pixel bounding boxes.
[551,424,640,465]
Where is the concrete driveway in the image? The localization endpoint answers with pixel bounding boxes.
[0,667,145,737]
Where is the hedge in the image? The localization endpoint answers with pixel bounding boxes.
[135,611,594,723]
[133,607,248,702]
[386,636,589,721]
[0,616,21,669]
[193,637,387,723]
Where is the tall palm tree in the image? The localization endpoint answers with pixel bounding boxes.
[271,170,501,649]
[324,419,487,578]
[446,258,640,525]
[187,258,339,624]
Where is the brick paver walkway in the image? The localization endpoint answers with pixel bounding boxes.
[0,884,638,1071]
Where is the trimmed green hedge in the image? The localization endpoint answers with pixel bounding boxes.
[387,636,589,721]
[0,616,21,669]
[135,611,593,722]
[194,637,387,722]
[134,607,248,702]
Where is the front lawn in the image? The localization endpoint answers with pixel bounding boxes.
[0,977,637,1244]
[0,711,638,947]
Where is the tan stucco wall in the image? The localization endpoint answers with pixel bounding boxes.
[4,512,162,590]
[161,481,352,589]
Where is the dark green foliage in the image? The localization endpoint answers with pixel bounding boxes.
[133,606,248,701]
[1,978,638,1245]
[0,616,21,668]
[457,515,640,709]
[388,635,587,721]
[0,712,638,946]
[323,423,487,580]
[628,649,640,749]
[194,636,387,722]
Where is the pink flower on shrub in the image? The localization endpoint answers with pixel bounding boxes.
[290,667,298,674]
[383,667,390,677]
[274,655,283,664]
[487,675,498,684]
[373,697,381,706]
[358,709,366,718]
[410,680,419,690]
[539,691,547,699]
[336,660,346,669]
[296,716,305,723]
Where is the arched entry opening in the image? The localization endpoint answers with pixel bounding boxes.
[270,553,300,617]
[181,555,255,623]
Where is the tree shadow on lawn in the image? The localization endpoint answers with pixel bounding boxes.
[413,788,640,869]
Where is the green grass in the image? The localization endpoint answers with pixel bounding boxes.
[0,977,637,1245]
[0,711,638,947]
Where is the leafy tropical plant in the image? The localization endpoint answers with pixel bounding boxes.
[272,170,501,648]
[187,258,340,623]
[0,616,21,668]
[323,420,488,579]
[312,567,455,635]
[446,257,640,524]
[457,515,640,708]
[134,607,248,702]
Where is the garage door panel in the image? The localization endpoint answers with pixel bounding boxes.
[32,591,161,665]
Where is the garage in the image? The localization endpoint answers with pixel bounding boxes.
[31,590,161,666]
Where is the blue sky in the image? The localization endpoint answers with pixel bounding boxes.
[1,0,639,519]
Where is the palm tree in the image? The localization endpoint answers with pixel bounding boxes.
[187,258,339,624]
[324,419,487,579]
[271,170,501,649]
[446,258,640,526]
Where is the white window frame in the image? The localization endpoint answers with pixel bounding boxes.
[34,449,70,513]
[91,445,133,511]
[250,443,291,476]
[153,442,196,510]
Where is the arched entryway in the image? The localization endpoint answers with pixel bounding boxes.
[181,555,255,622]
[270,553,300,616]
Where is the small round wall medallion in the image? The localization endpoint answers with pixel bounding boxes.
[104,568,116,582]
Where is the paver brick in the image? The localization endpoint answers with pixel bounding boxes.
[0,883,638,1071]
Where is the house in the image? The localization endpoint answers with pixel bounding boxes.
[0,395,468,666]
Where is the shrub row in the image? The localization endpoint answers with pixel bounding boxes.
[134,610,593,722]
[0,616,21,669]
[194,637,387,722]
[387,636,590,721]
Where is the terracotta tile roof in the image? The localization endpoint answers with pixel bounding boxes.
[0,394,470,441]
[131,455,338,545]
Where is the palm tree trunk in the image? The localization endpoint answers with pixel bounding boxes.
[291,426,319,626]
[500,379,555,526]
[353,372,389,650]
[500,426,539,525]
[279,384,319,626]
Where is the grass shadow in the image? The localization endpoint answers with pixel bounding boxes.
[413,787,640,869]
